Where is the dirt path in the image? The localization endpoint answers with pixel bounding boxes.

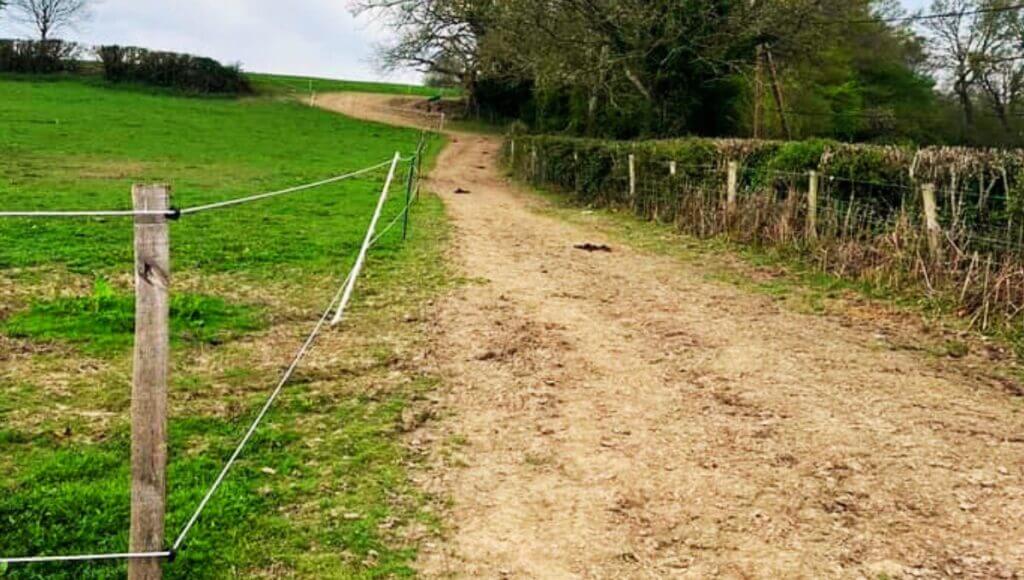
[318,93,1024,579]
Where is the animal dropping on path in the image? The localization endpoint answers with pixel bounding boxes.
[454,187,472,194]
[574,243,612,253]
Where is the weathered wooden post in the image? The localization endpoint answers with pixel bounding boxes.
[439,112,446,132]
[806,170,819,239]
[402,156,416,240]
[727,161,739,213]
[531,146,538,181]
[510,139,516,170]
[573,150,580,191]
[921,183,942,260]
[129,185,171,580]
[628,153,637,200]
[669,161,677,177]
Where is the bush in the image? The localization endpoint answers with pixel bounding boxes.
[97,46,251,95]
[0,39,81,74]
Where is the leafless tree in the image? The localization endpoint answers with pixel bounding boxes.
[924,0,1005,131]
[350,0,489,96]
[970,5,1024,134]
[9,0,91,41]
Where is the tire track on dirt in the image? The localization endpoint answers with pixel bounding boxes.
[318,93,1024,579]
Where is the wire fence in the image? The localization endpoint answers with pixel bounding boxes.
[0,131,434,570]
[508,138,1024,335]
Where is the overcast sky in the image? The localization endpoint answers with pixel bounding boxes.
[0,0,937,85]
[0,0,416,83]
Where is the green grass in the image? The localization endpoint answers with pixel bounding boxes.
[0,74,430,276]
[1,279,266,355]
[0,74,452,578]
[249,73,460,99]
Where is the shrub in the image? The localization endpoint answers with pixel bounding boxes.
[96,46,251,95]
[0,38,81,74]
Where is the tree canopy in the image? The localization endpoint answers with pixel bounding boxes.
[355,0,1024,146]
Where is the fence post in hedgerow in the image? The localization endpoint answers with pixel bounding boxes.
[129,184,171,580]
[531,146,538,182]
[921,182,942,260]
[806,170,820,239]
[510,139,516,171]
[628,153,637,201]
[573,150,580,192]
[669,161,677,177]
[727,161,739,214]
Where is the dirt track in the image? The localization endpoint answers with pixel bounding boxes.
[318,93,1024,579]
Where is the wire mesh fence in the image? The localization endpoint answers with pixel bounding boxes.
[507,136,1024,335]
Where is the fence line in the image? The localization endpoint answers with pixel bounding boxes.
[0,551,174,565]
[508,136,1024,335]
[0,140,431,573]
[0,158,399,220]
[331,153,403,326]
[178,159,396,215]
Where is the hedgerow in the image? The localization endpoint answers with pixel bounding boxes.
[0,39,81,74]
[96,46,251,95]
[505,132,1024,348]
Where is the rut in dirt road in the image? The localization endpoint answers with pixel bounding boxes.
[318,93,1024,579]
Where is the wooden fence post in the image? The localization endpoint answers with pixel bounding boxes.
[402,156,416,240]
[439,112,446,131]
[806,170,819,239]
[669,161,677,177]
[921,183,942,260]
[727,161,739,213]
[628,153,637,200]
[129,184,171,580]
[531,146,537,181]
[510,139,516,169]
[573,150,580,191]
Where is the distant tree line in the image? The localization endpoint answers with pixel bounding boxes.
[96,46,251,94]
[0,39,251,94]
[354,0,1024,147]
[0,0,249,94]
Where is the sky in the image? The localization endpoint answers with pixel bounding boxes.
[0,0,937,85]
[0,0,418,84]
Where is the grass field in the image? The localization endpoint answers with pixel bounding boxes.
[249,73,460,99]
[0,75,451,578]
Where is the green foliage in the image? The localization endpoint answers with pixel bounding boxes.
[96,46,251,95]
[463,0,952,144]
[1,279,266,355]
[0,39,80,74]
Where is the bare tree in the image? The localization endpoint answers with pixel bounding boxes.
[971,4,1024,134]
[924,0,1004,132]
[9,0,91,41]
[350,0,490,99]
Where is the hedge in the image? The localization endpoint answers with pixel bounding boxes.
[505,132,1024,342]
[96,46,251,95]
[0,39,81,74]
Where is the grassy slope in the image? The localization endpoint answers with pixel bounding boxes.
[249,73,460,99]
[0,75,451,578]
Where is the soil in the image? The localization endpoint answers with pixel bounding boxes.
[317,93,1024,579]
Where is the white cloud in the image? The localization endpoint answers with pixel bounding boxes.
[0,0,418,83]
